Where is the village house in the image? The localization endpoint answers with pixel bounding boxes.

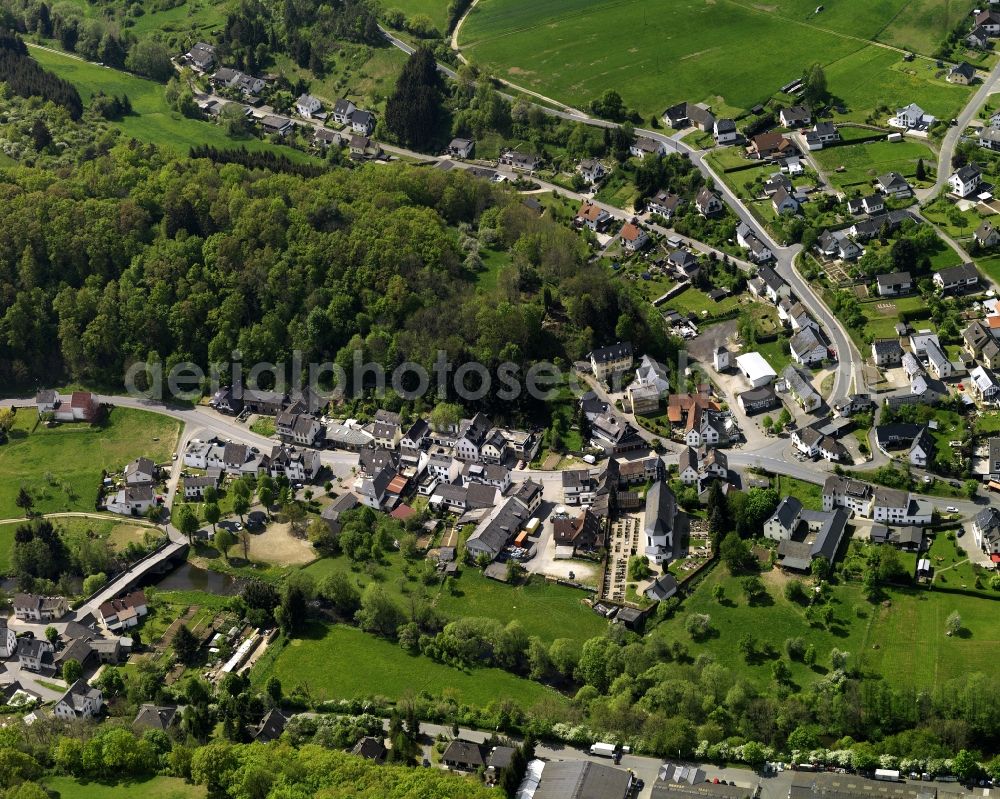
[779,105,811,128]
[576,201,613,231]
[447,137,474,158]
[646,191,682,219]
[893,103,934,130]
[738,385,779,415]
[876,270,912,297]
[964,319,995,359]
[349,136,382,159]
[925,339,952,379]
[13,593,68,622]
[790,326,828,365]
[972,506,1000,554]
[124,457,157,486]
[737,223,774,263]
[874,423,934,467]
[629,136,666,159]
[260,115,294,137]
[971,365,1000,401]
[871,338,904,367]
[748,132,797,160]
[133,704,179,733]
[349,110,375,135]
[771,185,799,215]
[619,219,649,251]
[295,94,322,118]
[99,591,148,632]
[589,341,634,382]
[442,740,485,771]
[764,497,802,541]
[979,126,1000,152]
[462,462,511,493]
[949,163,982,197]
[872,487,932,525]
[948,61,976,85]
[848,194,885,216]
[54,391,99,423]
[876,171,913,199]
[0,618,15,658]
[975,8,1000,34]
[35,389,58,414]
[753,265,791,303]
[263,445,321,482]
[968,25,991,49]
[499,149,541,171]
[976,220,1000,248]
[782,364,822,412]
[182,474,219,501]
[106,485,155,516]
[454,413,493,462]
[815,229,861,261]
[823,474,874,515]
[695,187,723,217]
[662,101,715,131]
[276,412,322,446]
[552,509,605,555]
[17,638,54,672]
[714,118,738,144]
[934,262,980,293]
[578,158,607,184]
[465,496,531,561]
[54,680,103,721]
[591,413,645,453]
[185,42,216,71]
[806,121,840,149]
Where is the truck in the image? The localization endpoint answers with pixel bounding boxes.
[874,769,900,782]
[589,743,617,758]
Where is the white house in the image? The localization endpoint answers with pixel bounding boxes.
[764,497,802,541]
[0,618,17,657]
[295,94,322,118]
[714,118,739,144]
[106,486,154,517]
[99,591,149,632]
[893,103,934,129]
[790,327,828,365]
[590,342,634,382]
[949,164,982,197]
[934,262,980,293]
[925,339,952,379]
[54,680,103,721]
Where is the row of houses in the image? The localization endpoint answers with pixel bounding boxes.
[823,474,933,525]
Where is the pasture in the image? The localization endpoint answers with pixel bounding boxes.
[264,622,568,706]
[44,777,205,799]
[458,0,968,117]
[0,407,180,520]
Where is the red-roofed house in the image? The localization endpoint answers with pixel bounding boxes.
[99,591,148,632]
[620,220,649,251]
[390,504,416,522]
[55,391,99,423]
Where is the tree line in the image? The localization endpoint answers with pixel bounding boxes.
[0,28,81,118]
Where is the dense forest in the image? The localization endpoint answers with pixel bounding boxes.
[0,133,667,410]
[0,28,81,118]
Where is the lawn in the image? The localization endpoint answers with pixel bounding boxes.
[753,336,793,376]
[0,407,181,519]
[658,284,742,319]
[650,563,873,690]
[975,253,1000,286]
[28,46,316,162]
[813,138,936,193]
[773,474,823,510]
[128,0,228,37]
[45,776,205,799]
[859,294,930,341]
[862,587,1000,689]
[459,0,968,117]
[265,622,567,706]
[926,530,995,595]
[928,407,967,468]
[303,552,605,645]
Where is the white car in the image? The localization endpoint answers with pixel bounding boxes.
[946,506,958,513]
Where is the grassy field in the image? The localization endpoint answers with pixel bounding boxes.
[859,294,930,340]
[384,0,451,32]
[29,46,316,162]
[0,407,180,520]
[267,622,568,706]
[459,0,968,117]
[813,138,935,193]
[773,474,823,510]
[45,777,205,799]
[304,553,606,645]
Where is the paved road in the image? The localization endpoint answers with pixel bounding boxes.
[933,58,1000,198]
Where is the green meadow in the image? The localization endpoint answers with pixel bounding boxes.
[458,0,970,118]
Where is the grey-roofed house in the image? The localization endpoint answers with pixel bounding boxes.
[934,262,980,293]
[250,709,288,742]
[465,496,531,561]
[790,326,828,365]
[351,736,387,762]
[442,739,484,770]
[949,163,982,198]
[876,271,912,297]
[876,171,912,199]
[644,572,679,602]
[776,507,849,571]
[871,338,904,367]
[133,704,178,732]
[782,364,822,412]
[764,496,803,541]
